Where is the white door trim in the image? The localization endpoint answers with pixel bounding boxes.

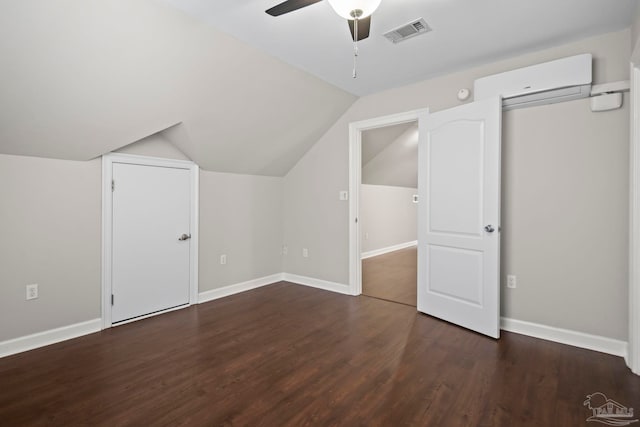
[101,153,199,329]
[348,108,429,296]
[629,62,640,374]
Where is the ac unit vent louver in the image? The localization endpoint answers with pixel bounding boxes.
[383,18,431,44]
[474,54,593,110]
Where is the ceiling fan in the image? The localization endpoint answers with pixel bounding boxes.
[265,0,382,43]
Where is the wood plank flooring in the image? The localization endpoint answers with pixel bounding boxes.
[363,246,417,306]
[1,281,639,426]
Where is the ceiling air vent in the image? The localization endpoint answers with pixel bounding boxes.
[383,18,431,43]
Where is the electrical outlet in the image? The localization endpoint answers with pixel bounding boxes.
[302,248,309,258]
[220,254,227,265]
[282,246,288,255]
[507,275,517,289]
[26,284,38,300]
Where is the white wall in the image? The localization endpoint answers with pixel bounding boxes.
[0,154,102,341]
[283,30,631,340]
[360,185,417,254]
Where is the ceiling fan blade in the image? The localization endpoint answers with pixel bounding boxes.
[266,0,323,16]
[348,16,371,41]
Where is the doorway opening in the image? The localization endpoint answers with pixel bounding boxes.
[348,109,428,300]
[360,122,419,306]
[349,99,502,339]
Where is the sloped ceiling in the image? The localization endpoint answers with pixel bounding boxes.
[361,122,414,166]
[0,0,355,176]
[363,123,418,188]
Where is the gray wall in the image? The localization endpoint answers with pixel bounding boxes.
[362,124,419,188]
[0,0,356,176]
[118,135,285,291]
[115,132,190,160]
[0,154,102,341]
[282,29,631,340]
[0,137,284,342]
[632,2,640,52]
[199,171,283,291]
[501,99,629,338]
[360,185,417,254]
[0,29,632,344]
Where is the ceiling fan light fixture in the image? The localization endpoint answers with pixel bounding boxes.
[326,0,382,20]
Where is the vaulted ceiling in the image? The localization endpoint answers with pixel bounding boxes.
[0,0,355,175]
[363,123,418,188]
[0,0,636,176]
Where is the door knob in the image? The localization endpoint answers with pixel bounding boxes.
[484,225,495,233]
[178,233,191,241]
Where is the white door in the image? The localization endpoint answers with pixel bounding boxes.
[417,97,502,338]
[111,163,191,323]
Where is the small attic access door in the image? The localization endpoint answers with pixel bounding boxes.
[101,154,199,328]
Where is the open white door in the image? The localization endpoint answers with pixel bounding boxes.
[417,97,502,338]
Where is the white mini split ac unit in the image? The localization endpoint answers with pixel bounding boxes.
[473,54,593,110]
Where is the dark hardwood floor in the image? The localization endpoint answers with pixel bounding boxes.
[363,246,417,306]
[1,281,639,426]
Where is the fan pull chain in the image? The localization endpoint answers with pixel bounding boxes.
[352,17,358,79]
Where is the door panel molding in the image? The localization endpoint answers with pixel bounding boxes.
[418,97,501,339]
[101,153,199,329]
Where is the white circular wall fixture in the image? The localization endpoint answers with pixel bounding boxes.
[457,88,471,101]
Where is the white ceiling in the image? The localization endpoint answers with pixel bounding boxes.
[163,0,636,96]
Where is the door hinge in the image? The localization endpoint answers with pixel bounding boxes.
[111,180,115,192]
[111,294,114,305]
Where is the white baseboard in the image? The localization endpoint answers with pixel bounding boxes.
[282,273,352,295]
[198,273,284,304]
[2,294,626,362]
[361,240,417,260]
[198,272,351,302]
[1,273,285,359]
[501,317,628,358]
[0,318,102,359]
